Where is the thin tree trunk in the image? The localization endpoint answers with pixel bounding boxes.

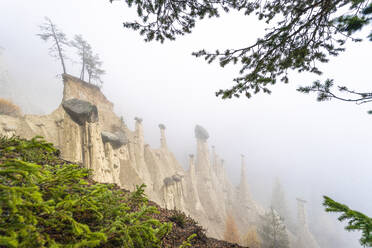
[80,47,85,80]
[50,22,66,74]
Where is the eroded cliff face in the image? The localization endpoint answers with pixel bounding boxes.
[0,74,320,245]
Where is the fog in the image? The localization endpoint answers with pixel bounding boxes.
[1,1,372,247]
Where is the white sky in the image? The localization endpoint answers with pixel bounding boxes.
[1,1,371,247]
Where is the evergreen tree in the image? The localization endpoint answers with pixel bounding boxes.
[323,196,372,247]
[271,178,293,231]
[259,208,290,248]
[85,52,105,87]
[112,0,372,102]
[70,34,104,86]
[37,17,69,74]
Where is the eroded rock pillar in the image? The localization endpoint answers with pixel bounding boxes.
[195,125,211,175]
[297,198,307,228]
[238,154,251,204]
[159,123,167,149]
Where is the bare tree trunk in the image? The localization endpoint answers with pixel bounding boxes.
[49,21,66,74]
[80,47,85,80]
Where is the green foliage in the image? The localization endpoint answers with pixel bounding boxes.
[0,136,172,248]
[335,1,372,40]
[0,135,60,165]
[168,211,187,228]
[113,0,372,100]
[178,233,196,248]
[298,78,372,104]
[323,196,372,247]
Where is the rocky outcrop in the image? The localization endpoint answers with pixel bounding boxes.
[0,74,320,245]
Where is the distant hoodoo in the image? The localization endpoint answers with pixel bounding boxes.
[194,125,209,141]
[159,123,166,130]
[134,117,143,123]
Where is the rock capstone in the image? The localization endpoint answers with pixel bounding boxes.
[101,131,120,144]
[172,174,183,182]
[134,117,143,123]
[195,125,209,141]
[101,130,128,147]
[159,123,166,130]
[62,98,98,125]
[163,177,175,186]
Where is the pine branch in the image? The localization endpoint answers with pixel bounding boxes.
[323,196,372,246]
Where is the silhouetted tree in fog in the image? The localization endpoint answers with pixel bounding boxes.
[37,17,69,74]
[85,52,105,87]
[271,178,294,232]
[71,34,91,81]
[259,208,289,248]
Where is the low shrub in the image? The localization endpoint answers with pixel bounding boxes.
[0,98,22,117]
[168,211,187,228]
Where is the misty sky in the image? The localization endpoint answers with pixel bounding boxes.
[1,1,372,247]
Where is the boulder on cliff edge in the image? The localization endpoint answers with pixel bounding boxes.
[62,98,98,125]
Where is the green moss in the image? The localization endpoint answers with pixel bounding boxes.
[0,136,172,248]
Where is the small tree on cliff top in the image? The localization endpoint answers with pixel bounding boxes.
[70,34,105,86]
[37,17,69,74]
[223,214,240,244]
[85,52,105,87]
[70,34,91,81]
